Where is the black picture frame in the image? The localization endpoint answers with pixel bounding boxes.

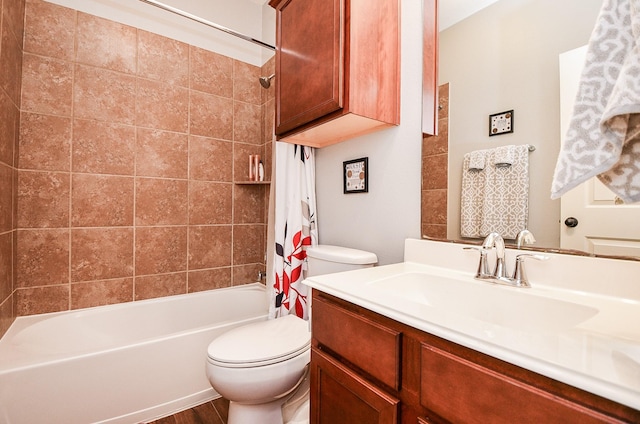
[489,110,514,136]
[343,157,368,194]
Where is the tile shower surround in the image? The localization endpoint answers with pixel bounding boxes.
[0,0,24,336]
[421,83,449,239]
[0,0,275,333]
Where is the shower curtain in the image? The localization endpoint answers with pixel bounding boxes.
[268,142,318,320]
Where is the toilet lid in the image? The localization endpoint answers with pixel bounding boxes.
[207,315,311,368]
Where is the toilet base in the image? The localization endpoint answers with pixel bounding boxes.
[227,370,310,424]
[284,398,309,424]
[282,367,310,424]
[228,398,286,424]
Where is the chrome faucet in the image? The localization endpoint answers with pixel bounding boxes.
[465,231,548,288]
[511,253,548,287]
[516,229,536,248]
[463,245,490,278]
[482,232,507,278]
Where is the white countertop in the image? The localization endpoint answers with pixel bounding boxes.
[303,239,640,411]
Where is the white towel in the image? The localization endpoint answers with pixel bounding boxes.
[551,0,640,203]
[468,149,487,170]
[494,145,515,167]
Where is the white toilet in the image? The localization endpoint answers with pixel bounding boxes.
[206,245,378,424]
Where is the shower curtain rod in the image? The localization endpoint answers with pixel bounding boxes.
[138,0,276,51]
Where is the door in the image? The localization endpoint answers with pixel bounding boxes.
[559,46,640,256]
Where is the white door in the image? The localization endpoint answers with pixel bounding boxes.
[559,46,640,256]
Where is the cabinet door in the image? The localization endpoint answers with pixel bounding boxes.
[274,0,344,135]
[311,348,399,424]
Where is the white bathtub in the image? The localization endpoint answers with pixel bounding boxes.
[0,283,269,424]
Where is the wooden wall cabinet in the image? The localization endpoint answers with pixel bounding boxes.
[310,290,640,424]
[422,0,439,136]
[268,0,401,148]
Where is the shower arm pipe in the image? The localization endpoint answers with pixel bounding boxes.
[138,0,276,51]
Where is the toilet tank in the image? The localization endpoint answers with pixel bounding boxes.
[306,245,378,277]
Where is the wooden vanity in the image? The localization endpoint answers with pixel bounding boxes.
[310,290,640,423]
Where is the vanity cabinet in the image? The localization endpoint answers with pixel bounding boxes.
[310,290,640,424]
[310,294,400,423]
[268,0,402,148]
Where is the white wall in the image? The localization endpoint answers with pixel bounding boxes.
[314,0,423,266]
[440,0,602,247]
[44,0,275,66]
[261,2,277,65]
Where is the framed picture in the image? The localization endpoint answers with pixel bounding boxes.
[489,110,514,136]
[343,157,368,194]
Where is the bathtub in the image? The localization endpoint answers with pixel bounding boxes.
[0,283,269,424]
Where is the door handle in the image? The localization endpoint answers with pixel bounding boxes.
[564,217,579,228]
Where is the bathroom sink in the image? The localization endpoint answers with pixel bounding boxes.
[367,272,599,332]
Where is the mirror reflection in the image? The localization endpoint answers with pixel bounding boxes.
[424,0,640,258]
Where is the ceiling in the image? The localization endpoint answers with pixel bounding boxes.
[439,0,500,30]
[250,0,500,32]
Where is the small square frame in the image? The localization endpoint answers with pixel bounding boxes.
[343,157,368,194]
[489,110,514,136]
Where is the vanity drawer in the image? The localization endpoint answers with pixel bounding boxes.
[310,347,399,424]
[312,295,401,391]
[420,343,620,424]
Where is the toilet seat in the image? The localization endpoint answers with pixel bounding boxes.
[207,315,311,368]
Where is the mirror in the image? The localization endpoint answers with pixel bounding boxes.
[424,0,640,259]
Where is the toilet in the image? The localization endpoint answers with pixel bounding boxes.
[206,245,378,424]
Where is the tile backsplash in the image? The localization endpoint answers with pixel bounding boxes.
[1,0,275,324]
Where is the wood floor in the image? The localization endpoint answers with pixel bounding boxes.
[147,398,229,424]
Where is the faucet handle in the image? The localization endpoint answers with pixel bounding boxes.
[463,247,490,278]
[516,253,549,262]
[512,254,549,287]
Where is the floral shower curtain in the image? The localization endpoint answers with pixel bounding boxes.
[268,143,318,320]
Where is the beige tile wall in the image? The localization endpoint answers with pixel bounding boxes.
[421,83,449,239]
[0,0,25,336]
[10,0,274,319]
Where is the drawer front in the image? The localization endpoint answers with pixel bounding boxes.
[311,348,399,424]
[420,344,620,424]
[312,296,401,390]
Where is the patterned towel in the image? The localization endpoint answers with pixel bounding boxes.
[461,145,530,239]
[551,0,640,203]
[460,153,485,237]
[480,145,530,239]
